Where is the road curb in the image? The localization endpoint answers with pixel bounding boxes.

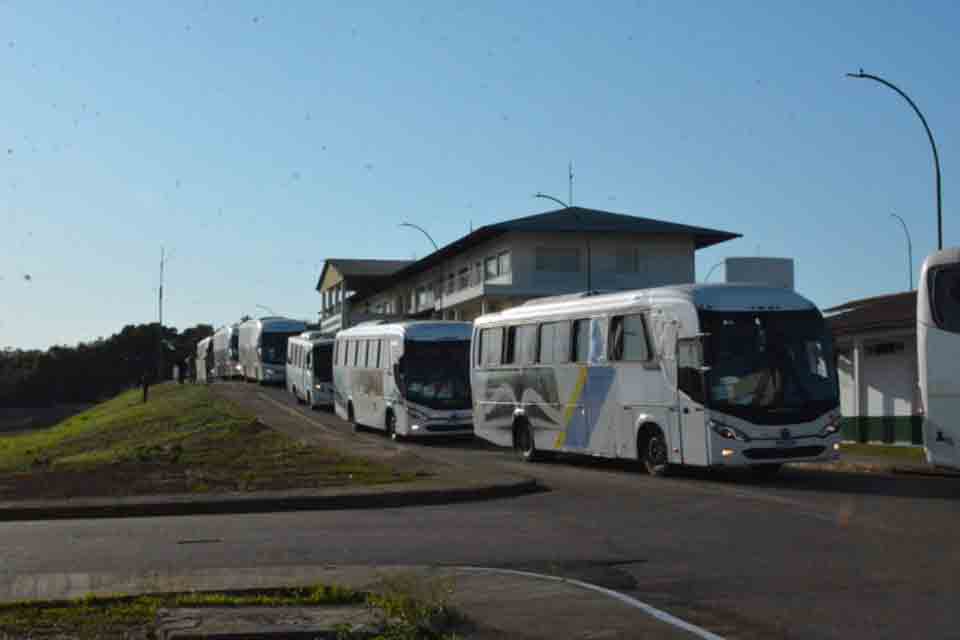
[792,460,960,478]
[0,477,543,522]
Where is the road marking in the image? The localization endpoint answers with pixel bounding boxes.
[456,566,724,640]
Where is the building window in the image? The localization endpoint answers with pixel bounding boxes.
[535,247,580,272]
[473,261,482,286]
[446,273,455,294]
[485,256,498,280]
[458,267,470,290]
[497,251,511,276]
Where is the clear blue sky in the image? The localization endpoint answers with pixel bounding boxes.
[1,1,957,349]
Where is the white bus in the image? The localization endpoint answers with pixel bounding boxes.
[238,316,308,384]
[472,284,842,476]
[212,323,242,379]
[286,331,335,408]
[917,249,960,470]
[333,321,474,439]
[196,337,213,383]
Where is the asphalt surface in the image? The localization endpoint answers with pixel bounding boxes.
[3,382,959,639]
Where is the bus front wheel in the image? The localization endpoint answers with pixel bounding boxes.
[348,403,360,433]
[639,426,671,477]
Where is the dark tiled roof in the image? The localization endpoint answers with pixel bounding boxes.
[825,291,916,336]
[351,207,739,303]
[315,259,412,294]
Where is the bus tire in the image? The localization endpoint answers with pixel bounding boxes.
[639,425,671,477]
[385,410,399,441]
[750,464,782,479]
[514,419,540,462]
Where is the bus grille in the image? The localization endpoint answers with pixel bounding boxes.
[743,446,825,460]
[425,423,473,433]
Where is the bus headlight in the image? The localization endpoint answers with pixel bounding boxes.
[406,406,430,421]
[710,420,751,442]
[819,415,842,437]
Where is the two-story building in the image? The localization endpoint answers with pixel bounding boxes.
[315,258,412,334]
[342,206,739,323]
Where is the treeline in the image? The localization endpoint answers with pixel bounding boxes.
[0,323,213,407]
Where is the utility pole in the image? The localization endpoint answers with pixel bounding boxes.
[157,247,168,382]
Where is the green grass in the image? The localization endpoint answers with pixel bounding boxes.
[840,442,925,462]
[0,383,415,498]
[0,585,364,639]
[0,582,467,639]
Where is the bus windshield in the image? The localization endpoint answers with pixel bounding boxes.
[700,310,839,424]
[260,333,294,364]
[313,344,333,382]
[399,340,471,410]
[230,334,239,360]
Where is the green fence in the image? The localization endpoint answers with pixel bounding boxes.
[840,416,923,445]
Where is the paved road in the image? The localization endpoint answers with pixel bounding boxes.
[3,382,959,639]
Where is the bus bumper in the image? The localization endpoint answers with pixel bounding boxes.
[711,436,842,466]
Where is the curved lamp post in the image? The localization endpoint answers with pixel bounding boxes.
[256,304,277,316]
[890,213,914,291]
[704,261,723,283]
[534,192,592,292]
[399,222,439,251]
[847,70,943,250]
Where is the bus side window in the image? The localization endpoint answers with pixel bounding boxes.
[306,349,311,368]
[516,325,538,364]
[538,323,556,364]
[538,322,571,364]
[481,327,503,367]
[571,319,591,363]
[610,314,651,362]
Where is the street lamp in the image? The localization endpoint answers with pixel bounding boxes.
[847,70,943,250]
[256,304,277,316]
[704,261,723,283]
[399,222,439,251]
[890,213,914,291]
[534,193,592,292]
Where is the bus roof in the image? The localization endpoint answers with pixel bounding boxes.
[240,317,308,333]
[290,332,334,345]
[477,284,816,326]
[336,321,472,341]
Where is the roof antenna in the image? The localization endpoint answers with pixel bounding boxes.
[568,161,574,207]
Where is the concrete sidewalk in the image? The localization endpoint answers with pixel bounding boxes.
[7,565,712,639]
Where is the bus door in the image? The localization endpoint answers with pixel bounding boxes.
[676,336,708,466]
[657,320,685,464]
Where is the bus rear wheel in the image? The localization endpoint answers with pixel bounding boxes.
[514,420,541,462]
[640,426,671,477]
